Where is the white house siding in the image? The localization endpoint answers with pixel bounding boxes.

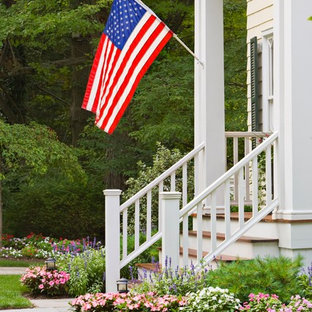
[246,0,273,131]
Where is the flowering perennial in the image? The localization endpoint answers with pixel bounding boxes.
[283,295,312,312]
[239,293,312,312]
[71,292,187,312]
[21,266,70,296]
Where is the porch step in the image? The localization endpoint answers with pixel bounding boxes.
[182,230,279,259]
[191,212,279,239]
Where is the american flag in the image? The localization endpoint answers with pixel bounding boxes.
[82,0,173,134]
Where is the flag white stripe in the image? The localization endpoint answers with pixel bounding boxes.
[97,41,116,116]
[97,12,152,115]
[98,17,160,123]
[103,27,169,132]
[86,36,108,111]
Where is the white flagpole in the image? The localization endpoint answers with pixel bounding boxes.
[135,0,203,65]
[173,34,204,66]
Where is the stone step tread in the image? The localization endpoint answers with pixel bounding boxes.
[191,212,312,223]
[186,230,279,243]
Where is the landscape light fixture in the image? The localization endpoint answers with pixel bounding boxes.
[116,278,129,293]
[45,258,56,271]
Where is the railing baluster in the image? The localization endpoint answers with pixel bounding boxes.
[146,190,152,241]
[252,156,259,217]
[122,209,128,259]
[170,172,176,192]
[182,215,189,266]
[194,152,200,196]
[225,180,231,240]
[182,163,188,207]
[244,137,251,202]
[266,145,272,206]
[196,203,203,261]
[234,137,239,201]
[135,200,140,250]
[273,140,278,201]
[158,181,163,231]
[238,168,245,228]
[211,192,217,252]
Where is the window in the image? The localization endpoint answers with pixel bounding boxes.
[262,28,274,131]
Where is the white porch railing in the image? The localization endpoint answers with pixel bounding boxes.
[104,131,279,291]
[178,131,278,267]
[225,131,272,204]
[104,142,205,291]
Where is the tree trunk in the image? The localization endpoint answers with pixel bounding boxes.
[0,172,2,249]
[70,36,91,146]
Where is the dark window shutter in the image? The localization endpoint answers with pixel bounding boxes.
[250,36,259,132]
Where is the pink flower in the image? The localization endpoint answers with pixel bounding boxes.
[49,281,54,286]
[39,284,44,289]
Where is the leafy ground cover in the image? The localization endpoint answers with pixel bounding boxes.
[0,275,32,309]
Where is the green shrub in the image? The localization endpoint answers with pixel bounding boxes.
[3,176,104,239]
[56,247,105,296]
[204,257,303,303]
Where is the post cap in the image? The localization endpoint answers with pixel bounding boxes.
[103,189,122,196]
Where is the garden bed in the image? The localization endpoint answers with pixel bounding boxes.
[2,233,312,311]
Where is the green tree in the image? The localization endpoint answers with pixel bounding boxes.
[0,120,86,246]
[0,0,112,145]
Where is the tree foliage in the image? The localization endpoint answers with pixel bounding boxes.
[0,120,86,243]
[0,0,248,237]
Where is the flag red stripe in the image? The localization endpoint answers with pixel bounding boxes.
[91,37,111,113]
[97,22,165,129]
[98,46,120,113]
[82,34,106,110]
[96,42,116,112]
[98,15,156,116]
[106,31,172,134]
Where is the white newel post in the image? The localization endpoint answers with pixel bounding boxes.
[104,189,121,293]
[194,0,226,202]
[160,192,181,270]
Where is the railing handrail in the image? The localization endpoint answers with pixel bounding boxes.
[225,131,272,138]
[179,131,278,218]
[120,142,205,212]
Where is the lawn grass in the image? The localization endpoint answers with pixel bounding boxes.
[0,258,44,267]
[0,275,32,309]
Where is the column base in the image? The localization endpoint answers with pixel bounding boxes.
[273,209,312,220]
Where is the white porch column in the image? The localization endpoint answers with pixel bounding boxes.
[273,0,312,268]
[194,0,226,199]
[274,0,312,221]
